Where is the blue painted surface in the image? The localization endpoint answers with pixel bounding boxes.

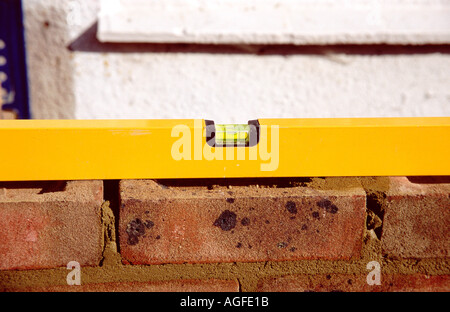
[0,0,31,119]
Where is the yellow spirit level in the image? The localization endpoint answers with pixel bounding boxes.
[0,117,449,181]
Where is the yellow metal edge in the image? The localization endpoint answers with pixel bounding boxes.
[0,117,449,180]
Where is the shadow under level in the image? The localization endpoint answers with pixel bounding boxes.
[0,177,448,194]
[0,181,67,194]
[68,22,450,56]
[406,176,450,184]
[154,177,313,189]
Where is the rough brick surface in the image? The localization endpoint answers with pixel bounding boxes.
[257,274,450,292]
[382,177,450,259]
[9,279,239,292]
[119,179,366,264]
[0,181,103,270]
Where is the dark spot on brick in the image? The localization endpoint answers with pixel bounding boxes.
[144,220,154,229]
[290,216,296,220]
[301,224,308,230]
[241,217,250,226]
[127,219,146,236]
[43,21,50,28]
[191,192,196,195]
[248,244,252,249]
[155,235,161,239]
[250,207,255,211]
[328,206,338,214]
[326,275,331,280]
[265,220,270,224]
[312,211,320,219]
[126,218,146,245]
[277,242,288,248]
[289,247,297,252]
[236,242,242,248]
[213,210,237,231]
[348,279,352,285]
[145,210,149,214]
[285,201,297,214]
[317,199,339,214]
[226,198,235,203]
[228,191,233,195]
[127,235,138,245]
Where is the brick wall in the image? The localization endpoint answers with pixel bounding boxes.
[0,177,448,292]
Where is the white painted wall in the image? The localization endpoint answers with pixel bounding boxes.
[23,0,450,123]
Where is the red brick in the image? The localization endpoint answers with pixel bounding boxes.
[257,274,450,292]
[8,279,239,292]
[119,179,366,264]
[382,177,450,258]
[0,181,103,270]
